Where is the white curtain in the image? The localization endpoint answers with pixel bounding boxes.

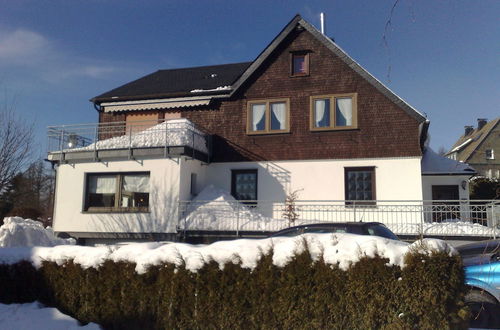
[314,99,327,127]
[271,102,286,130]
[89,175,116,194]
[336,97,352,126]
[122,174,149,192]
[252,104,266,131]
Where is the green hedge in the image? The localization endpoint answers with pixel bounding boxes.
[0,249,469,329]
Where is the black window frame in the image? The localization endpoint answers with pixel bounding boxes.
[84,172,150,213]
[344,167,376,206]
[231,169,258,204]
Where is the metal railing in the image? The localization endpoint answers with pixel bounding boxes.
[47,119,210,156]
[178,199,500,238]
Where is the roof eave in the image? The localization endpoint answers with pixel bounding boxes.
[91,90,231,105]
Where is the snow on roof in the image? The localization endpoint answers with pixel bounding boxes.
[449,138,473,153]
[190,85,232,93]
[0,217,75,247]
[421,148,476,175]
[0,302,100,329]
[0,233,455,273]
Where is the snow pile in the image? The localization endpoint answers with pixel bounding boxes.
[0,217,75,247]
[389,220,500,236]
[179,185,288,231]
[0,234,455,273]
[69,119,208,153]
[0,302,100,329]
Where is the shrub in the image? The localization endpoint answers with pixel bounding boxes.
[0,247,468,329]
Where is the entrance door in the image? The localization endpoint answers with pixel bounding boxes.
[431,185,460,222]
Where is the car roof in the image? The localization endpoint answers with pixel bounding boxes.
[456,239,500,255]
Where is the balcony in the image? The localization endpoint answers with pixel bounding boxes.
[47,119,211,163]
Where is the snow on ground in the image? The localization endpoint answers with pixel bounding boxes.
[0,217,75,247]
[0,234,455,273]
[0,302,100,330]
[389,220,500,236]
[68,119,208,153]
[179,185,287,231]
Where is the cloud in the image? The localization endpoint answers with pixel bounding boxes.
[0,28,128,83]
[0,29,50,62]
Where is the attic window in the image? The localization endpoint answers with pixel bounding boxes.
[291,52,309,76]
[486,149,494,160]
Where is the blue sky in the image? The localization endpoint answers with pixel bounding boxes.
[0,0,498,156]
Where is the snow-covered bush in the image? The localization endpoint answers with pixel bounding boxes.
[0,235,468,328]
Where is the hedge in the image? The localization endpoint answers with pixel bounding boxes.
[0,248,469,329]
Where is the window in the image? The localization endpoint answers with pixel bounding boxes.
[486,149,494,160]
[311,93,357,130]
[190,173,197,196]
[247,99,290,134]
[231,169,258,202]
[345,167,375,205]
[84,172,150,212]
[291,52,309,76]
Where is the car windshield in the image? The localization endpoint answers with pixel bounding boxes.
[365,224,399,240]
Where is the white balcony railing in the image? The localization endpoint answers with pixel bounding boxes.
[178,199,500,238]
[47,118,210,157]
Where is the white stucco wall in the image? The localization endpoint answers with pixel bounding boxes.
[421,175,470,201]
[53,158,184,235]
[204,157,423,201]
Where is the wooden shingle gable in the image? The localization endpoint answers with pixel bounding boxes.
[230,14,427,124]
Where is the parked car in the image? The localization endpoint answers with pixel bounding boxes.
[269,222,400,240]
[457,239,500,328]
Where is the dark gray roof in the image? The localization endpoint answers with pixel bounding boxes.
[92,62,251,103]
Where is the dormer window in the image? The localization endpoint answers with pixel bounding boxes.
[291,52,309,76]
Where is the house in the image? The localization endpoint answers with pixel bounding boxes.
[47,15,477,245]
[446,118,500,180]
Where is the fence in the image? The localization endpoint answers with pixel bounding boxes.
[47,119,210,156]
[178,199,500,238]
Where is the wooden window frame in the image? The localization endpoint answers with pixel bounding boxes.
[231,169,258,204]
[310,93,358,131]
[344,167,376,206]
[290,52,310,76]
[83,172,150,213]
[485,149,494,160]
[246,98,290,135]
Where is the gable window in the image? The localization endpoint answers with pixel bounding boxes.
[247,99,290,134]
[231,169,258,202]
[345,167,375,205]
[311,93,357,130]
[291,52,309,76]
[85,172,150,212]
[486,149,494,160]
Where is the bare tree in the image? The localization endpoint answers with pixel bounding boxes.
[0,110,34,194]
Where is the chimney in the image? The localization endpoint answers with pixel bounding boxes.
[477,118,487,130]
[464,126,473,136]
[320,13,325,35]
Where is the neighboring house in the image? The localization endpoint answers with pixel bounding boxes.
[47,15,475,244]
[446,118,500,180]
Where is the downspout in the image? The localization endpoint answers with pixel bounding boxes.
[418,120,430,153]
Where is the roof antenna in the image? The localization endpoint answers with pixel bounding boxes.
[320,12,326,35]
